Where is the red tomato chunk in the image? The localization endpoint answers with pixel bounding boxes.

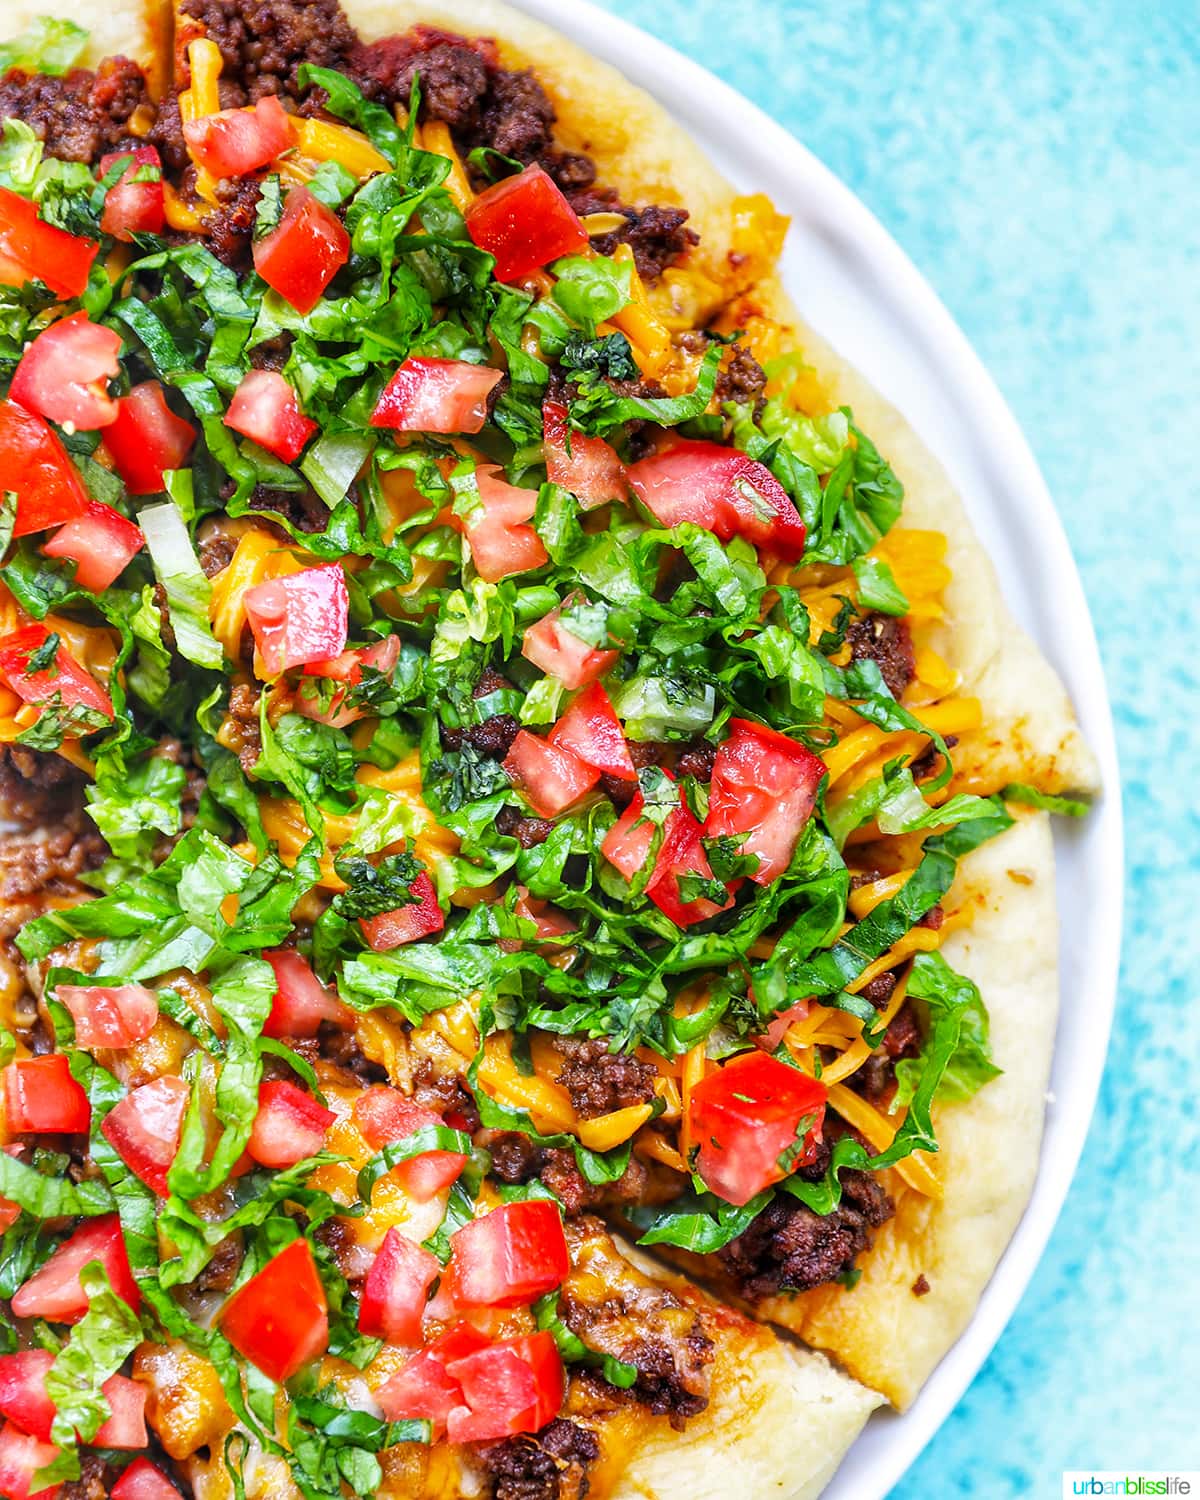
[465,165,588,283]
[263,949,353,1038]
[243,562,350,676]
[3,1055,90,1135]
[370,357,503,435]
[359,872,446,952]
[99,145,165,241]
[457,465,548,582]
[548,682,635,779]
[502,729,600,819]
[102,381,196,496]
[0,399,89,536]
[43,501,146,593]
[11,1215,140,1324]
[444,1200,569,1310]
[358,1227,440,1345]
[253,186,349,315]
[627,439,807,560]
[542,398,627,508]
[219,1238,329,1383]
[224,369,318,463]
[521,598,619,689]
[0,626,114,722]
[56,983,159,1048]
[10,312,122,431]
[706,717,826,884]
[0,184,98,299]
[182,95,291,178]
[247,1080,335,1170]
[100,1075,190,1196]
[689,1051,827,1206]
[351,1086,466,1201]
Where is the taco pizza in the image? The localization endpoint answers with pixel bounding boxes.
[0,1,1098,1497]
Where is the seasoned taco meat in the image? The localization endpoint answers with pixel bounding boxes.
[483,1130,650,1218]
[716,1167,894,1297]
[479,1418,599,1500]
[845,611,916,699]
[552,1036,657,1120]
[0,58,149,164]
[560,1217,713,1425]
[0,745,86,825]
[180,0,361,104]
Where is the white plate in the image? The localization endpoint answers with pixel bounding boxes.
[511,1,1124,1492]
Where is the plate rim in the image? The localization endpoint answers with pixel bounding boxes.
[505,0,1125,1491]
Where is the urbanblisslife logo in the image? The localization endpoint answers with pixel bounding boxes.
[1063,1477,1198,1497]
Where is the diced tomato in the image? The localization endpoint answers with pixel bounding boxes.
[465,165,588,283]
[0,400,89,536]
[100,1075,189,1197]
[0,1352,56,1441]
[182,95,291,178]
[0,184,98,300]
[297,635,400,729]
[0,1355,141,1445]
[351,1087,466,1201]
[253,186,349,316]
[56,982,159,1048]
[542,399,627,509]
[99,146,165,241]
[455,465,548,583]
[514,886,575,941]
[111,1458,181,1500]
[444,1331,564,1443]
[2,1055,90,1135]
[444,1201,568,1311]
[223,369,317,464]
[0,1420,59,1500]
[243,562,349,677]
[263,949,353,1039]
[0,627,114,722]
[11,1215,140,1324]
[42,500,146,593]
[706,717,826,884]
[600,784,662,881]
[358,872,445,952]
[358,1227,440,1345]
[645,801,733,928]
[502,729,599,819]
[0,1198,19,1234]
[755,999,811,1052]
[375,1322,492,1436]
[93,1375,148,1449]
[548,682,635,779]
[10,313,122,432]
[627,440,807,561]
[102,382,196,496]
[521,598,619,689]
[247,1080,335,1170]
[689,1051,827,1206]
[370,357,503,436]
[218,1238,328,1384]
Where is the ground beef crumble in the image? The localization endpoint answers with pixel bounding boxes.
[180,0,361,104]
[552,1036,656,1120]
[478,1418,599,1500]
[845,612,916,700]
[717,1142,894,1297]
[0,58,149,163]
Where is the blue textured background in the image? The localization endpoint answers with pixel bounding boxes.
[588,0,1200,1488]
